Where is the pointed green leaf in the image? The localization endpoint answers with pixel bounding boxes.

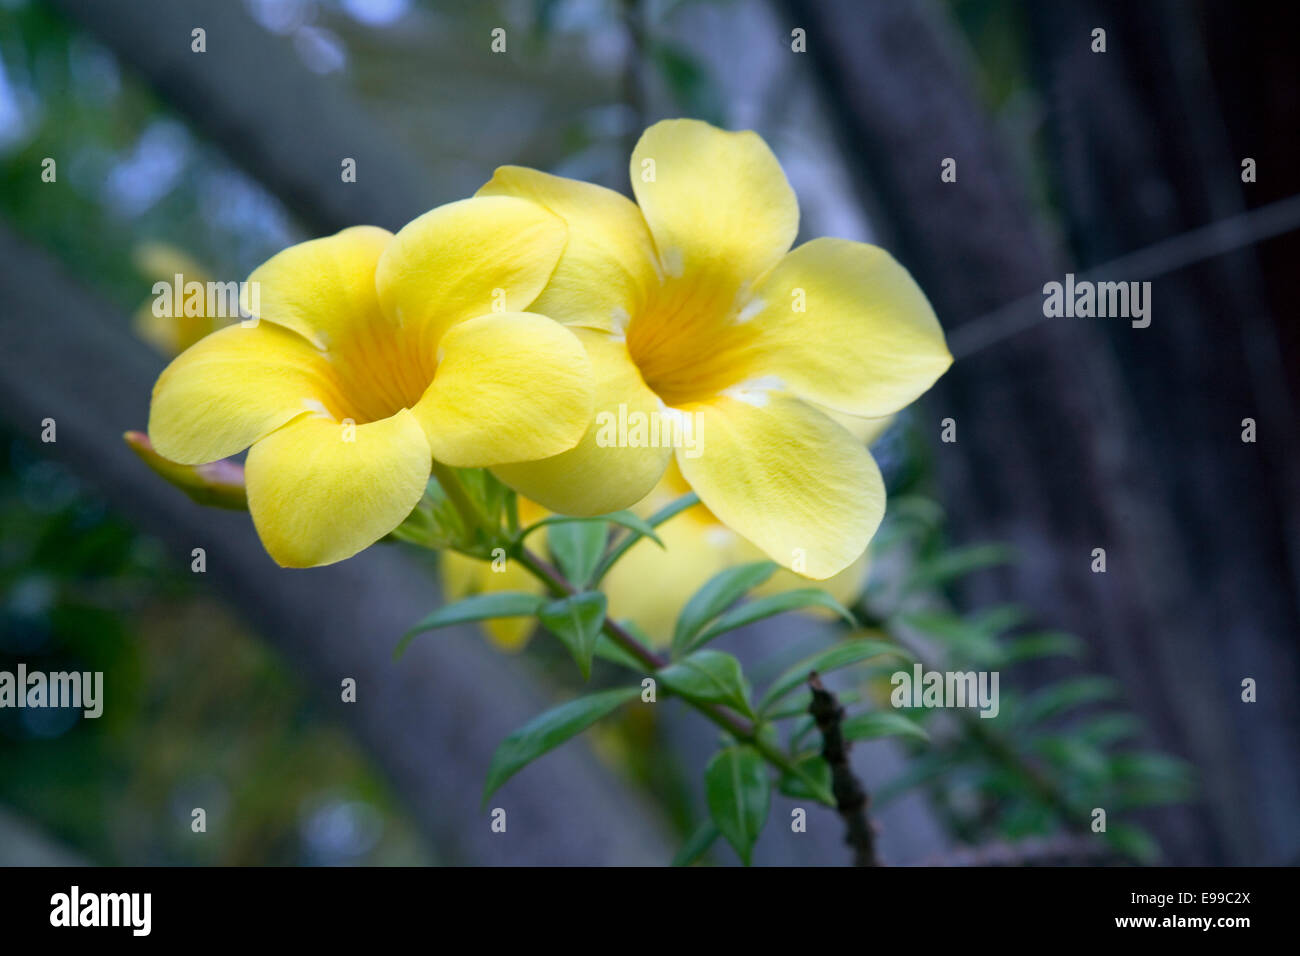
[671,561,777,655]
[396,592,545,658]
[482,686,640,803]
[539,592,607,679]
[909,543,1017,590]
[547,519,608,588]
[658,650,753,717]
[758,638,908,714]
[842,711,930,743]
[1019,676,1120,727]
[777,753,832,800]
[1000,631,1084,664]
[592,491,700,584]
[520,511,663,549]
[704,745,770,866]
[670,820,720,867]
[593,632,648,671]
[691,588,856,651]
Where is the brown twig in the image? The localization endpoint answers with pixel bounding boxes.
[808,672,880,866]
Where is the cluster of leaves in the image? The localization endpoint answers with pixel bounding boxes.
[864,495,1196,863]
[399,468,930,866]
[400,462,1196,866]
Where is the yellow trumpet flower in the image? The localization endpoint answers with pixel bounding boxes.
[147,199,595,568]
[480,119,951,580]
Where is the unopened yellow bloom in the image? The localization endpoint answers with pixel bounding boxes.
[603,412,891,643]
[131,243,236,355]
[147,199,595,568]
[479,119,952,579]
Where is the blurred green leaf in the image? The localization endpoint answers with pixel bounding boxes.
[482,686,641,803]
[690,589,856,652]
[758,638,906,714]
[672,561,776,656]
[396,592,545,658]
[593,492,698,584]
[704,745,770,866]
[842,711,930,743]
[909,543,1017,590]
[778,753,832,800]
[658,650,753,717]
[547,519,608,588]
[1019,676,1121,726]
[670,819,719,867]
[539,592,607,679]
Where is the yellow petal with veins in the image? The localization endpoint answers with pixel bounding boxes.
[412,312,593,468]
[631,119,797,294]
[675,393,884,579]
[746,238,952,417]
[376,196,567,355]
[243,225,394,351]
[491,327,670,515]
[477,167,658,332]
[245,409,430,568]
[148,322,343,465]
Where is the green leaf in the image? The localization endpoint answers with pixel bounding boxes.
[671,561,777,656]
[482,686,640,803]
[842,711,930,743]
[539,592,607,679]
[592,492,699,584]
[1104,822,1162,863]
[704,746,770,866]
[758,638,907,714]
[670,820,719,867]
[396,592,545,658]
[909,543,1017,590]
[658,649,754,717]
[690,588,856,651]
[593,633,646,671]
[521,512,663,549]
[777,753,832,800]
[1078,713,1143,748]
[766,687,864,721]
[547,519,608,588]
[1000,631,1084,664]
[1019,676,1120,726]
[895,610,1003,664]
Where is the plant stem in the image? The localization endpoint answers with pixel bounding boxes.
[512,543,834,804]
[808,672,879,866]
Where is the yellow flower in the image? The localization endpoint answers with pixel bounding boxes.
[449,414,890,651]
[603,413,891,644]
[147,199,595,568]
[479,119,951,580]
[131,242,236,356]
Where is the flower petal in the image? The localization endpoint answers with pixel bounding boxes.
[243,225,394,351]
[477,167,658,332]
[244,409,431,568]
[675,393,885,579]
[375,196,566,352]
[746,238,952,417]
[412,312,593,468]
[631,119,797,289]
[602,505,732,645]
[148,322,343,465]
[491,328,670,515]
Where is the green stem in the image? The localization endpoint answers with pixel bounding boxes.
[426,467,833,805]
[513,544,833,804]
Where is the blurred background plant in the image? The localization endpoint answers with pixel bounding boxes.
[0,0,1294,865]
